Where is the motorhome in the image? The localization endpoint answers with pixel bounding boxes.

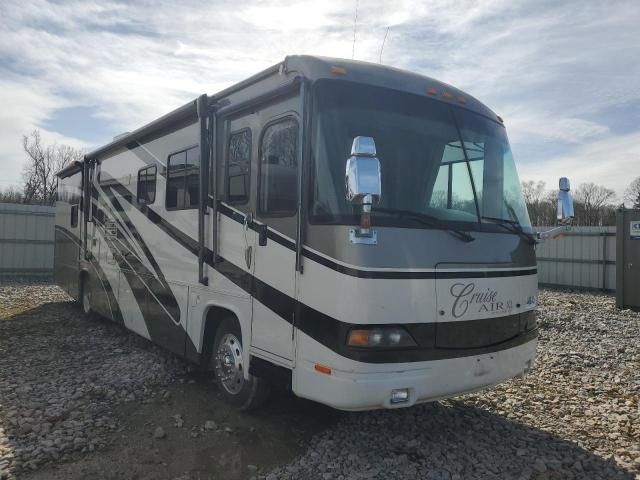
[54,56,571,411]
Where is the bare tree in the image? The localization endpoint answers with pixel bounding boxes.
[521,180,548,225]
[624,177,640,208]
[0,186,25,204]
[522,180,618,226]
[21,130,85,205]
[573,182,616,226]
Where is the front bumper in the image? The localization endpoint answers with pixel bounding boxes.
[293,333,537,411]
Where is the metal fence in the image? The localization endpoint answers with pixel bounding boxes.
[0,203,55,276]
[0,205,621,289]
[535,226,616,292]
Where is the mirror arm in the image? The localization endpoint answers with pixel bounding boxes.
[536,224,572,241]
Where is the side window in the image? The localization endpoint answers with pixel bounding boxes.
[166,147,199,210]
[226,129,251,204]
[70,204,78,228]
[137,165,157,204]
[258,118,299,216]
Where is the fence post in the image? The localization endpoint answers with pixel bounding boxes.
[602,233,607,292]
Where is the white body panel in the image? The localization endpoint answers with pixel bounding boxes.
[294,330,536,411]
[251,228,295,363]
[298,249,438,325]
[117,270,151,339]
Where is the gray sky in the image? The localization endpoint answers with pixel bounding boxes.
[1,0,638,198]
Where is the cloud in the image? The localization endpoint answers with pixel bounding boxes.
[518,130,640,200]
[0,0,638,197]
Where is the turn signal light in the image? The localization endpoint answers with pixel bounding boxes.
[347,329,370,347]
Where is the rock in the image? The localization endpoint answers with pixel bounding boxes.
[19,423,33,434]
[153,427,166,439]
[532,461,547,473]
[204,420,217,430]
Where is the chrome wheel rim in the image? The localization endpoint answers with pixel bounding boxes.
[215,333,244,395]
[82,288,90,314]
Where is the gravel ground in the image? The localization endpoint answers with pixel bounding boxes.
[267,290,640,480]
[0,279,188,477]
[0,281,638,480]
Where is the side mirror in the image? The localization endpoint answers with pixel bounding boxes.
[345,136,381,243]
[557,177,574,224]
[345,136,382,205]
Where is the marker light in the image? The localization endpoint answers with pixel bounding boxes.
[390,388,409,404]
[347,327,417,348]
[425,87,438,95]
[331,66,347,75]
[314,364,332,375]
[442,91,454,99]
[457,96,466,104]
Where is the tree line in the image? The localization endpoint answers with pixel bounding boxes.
[522,178,640,227]
[1,131,640,225]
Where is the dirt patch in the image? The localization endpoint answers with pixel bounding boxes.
[21,382,337,480]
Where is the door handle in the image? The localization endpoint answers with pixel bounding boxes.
[257,224,268,246]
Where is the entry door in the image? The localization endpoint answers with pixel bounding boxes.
[250,114,300,364]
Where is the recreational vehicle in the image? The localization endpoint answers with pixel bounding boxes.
[54,56,572,411]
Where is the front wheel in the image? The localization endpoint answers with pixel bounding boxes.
[212,317,270,411]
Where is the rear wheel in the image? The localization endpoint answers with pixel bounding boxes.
[212,317,270,411]
[80,277,92,317]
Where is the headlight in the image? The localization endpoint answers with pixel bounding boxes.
[347,327,417,348]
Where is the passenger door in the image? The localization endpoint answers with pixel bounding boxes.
[250,113,300,365]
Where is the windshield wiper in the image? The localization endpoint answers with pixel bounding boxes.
[481,215,537,245]
[372,207,475,242]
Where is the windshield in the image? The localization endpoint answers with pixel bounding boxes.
[310,80,532,231]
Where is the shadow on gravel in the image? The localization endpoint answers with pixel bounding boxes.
[273,400,635,480]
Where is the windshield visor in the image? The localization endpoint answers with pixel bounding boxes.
[310,80,532,231]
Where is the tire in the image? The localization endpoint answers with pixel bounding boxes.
[211,316,270,411]
[80,277,93,318]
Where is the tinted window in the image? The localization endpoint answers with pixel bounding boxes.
[166,147,199,210]
[227,130,251,204]
[311,80,531,229]
[259,119,298,215]
[70,204,78,228]
[137,165,157,204]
